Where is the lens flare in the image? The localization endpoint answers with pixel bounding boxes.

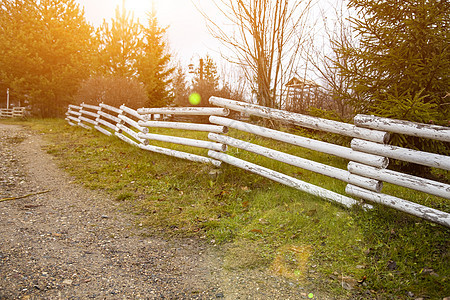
[189,93,201,105]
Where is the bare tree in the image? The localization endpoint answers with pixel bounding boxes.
[218,62,250,102]
[201,0,312,108]
[300,2,358,121]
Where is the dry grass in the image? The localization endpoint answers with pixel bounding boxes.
[5,118,448,299]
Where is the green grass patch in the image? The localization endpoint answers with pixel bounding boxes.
[6,118,449,299]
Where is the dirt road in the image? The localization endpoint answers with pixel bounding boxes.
[0,124,312,300]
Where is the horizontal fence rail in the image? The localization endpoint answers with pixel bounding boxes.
[354,114,450,143]
[137,106,229,117]
[0,107,27,118]
[209,96,390,143]
[209,116,389,168]
[138,120,228,134]
[208,150,360,208]
[138,132,227,152]
[97,110,120,123]
[140,144,221,167]
[208,133,383,192]
[121,104,145,121]
[64,99,450,228]
[65,103,225,167]
[346,185,450,228]
[348,162,450,199]
[351,139,450,170]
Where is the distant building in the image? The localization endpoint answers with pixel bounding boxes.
[285,77,323,113]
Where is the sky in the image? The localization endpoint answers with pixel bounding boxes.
[73,0,342,83]
[74,0,224,64]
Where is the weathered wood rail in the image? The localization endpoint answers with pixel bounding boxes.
[66,103,227,167]
[65,99,450,228]
[346,115,450,227]
[136,107,229,167]
[208,97,450,228]
[0,107,26,118]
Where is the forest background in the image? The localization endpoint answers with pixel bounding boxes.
[0,0,448,147]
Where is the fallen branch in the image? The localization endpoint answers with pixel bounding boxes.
[0,190,51,202]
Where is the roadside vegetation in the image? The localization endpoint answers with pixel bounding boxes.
[1,0,447,297]
[6,118,448,299]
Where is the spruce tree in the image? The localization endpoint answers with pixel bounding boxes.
[97,5,141,78]
[137,9,174,108]
[191,55,220,106]
[334,0,449,172]
[0,0,95,116]
[172,65,190,107]
[335,0,449,126]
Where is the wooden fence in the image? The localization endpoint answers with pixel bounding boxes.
[0,107,26,118]
[65,103,229,167]
[65,99,450,228]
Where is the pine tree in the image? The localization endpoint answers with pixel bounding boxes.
[335,0,449,125]
[333,0,449,173]
[172,65,190,106]
[0,0,95,116]
[137,9,174,108]
[191,55,220,106]
[97,5,141,77]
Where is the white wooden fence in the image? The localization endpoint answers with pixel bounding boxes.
[65,103,229,167]
[0,107,26,118]
[65,99,450,228]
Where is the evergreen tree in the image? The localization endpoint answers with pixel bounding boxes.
[191,55,220,106]
[137,9,174,107]
[333,0,449,173]
[0,0,95,116]
[172,65,190,106]
[335,0,449,126]
[97,5,141,77]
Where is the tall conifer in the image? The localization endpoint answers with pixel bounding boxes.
[335,0,449,125]
[0,0,95,116]
[333,0,449,170]
[97,6,140,77]
[191,55,220,106]
[137,9,174,107]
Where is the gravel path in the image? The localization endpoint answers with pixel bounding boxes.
[0,124,321,300]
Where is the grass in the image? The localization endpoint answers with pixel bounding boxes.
[4,118,449,299]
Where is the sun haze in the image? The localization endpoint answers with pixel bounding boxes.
[75,0,221,62]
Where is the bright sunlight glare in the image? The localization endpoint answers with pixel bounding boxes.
[76,0,221,62]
